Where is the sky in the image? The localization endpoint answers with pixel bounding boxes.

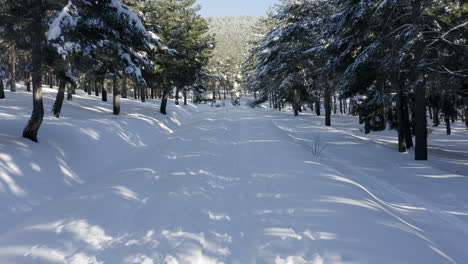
[196,0,279,17]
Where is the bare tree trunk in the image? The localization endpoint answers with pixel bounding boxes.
[8,48,16,92]
[95,78,99,96]
[333,96,337,114]
[23,9,44,142]
[113,76,120,115]
[101,78,107,102]
[67,83,73,101]
[122,77,127,98]
[0,78,5,99]
[26,73,31,92]
[175,87,180,105]
[140,85,146,103]
[325,85,332,126]
[53,77,67,118]
[160,89,169,115]
[315,96,321,116]
[414,75,427,160]
[183,89,187,105]
[464,103,468,129]
[339,99,343,114]
[397,88,407,153]
[445,115,451,135]
[293,88,300,116]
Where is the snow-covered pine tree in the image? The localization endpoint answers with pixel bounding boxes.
[48,0,162,116]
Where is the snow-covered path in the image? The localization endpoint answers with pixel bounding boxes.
[1,99,468,263]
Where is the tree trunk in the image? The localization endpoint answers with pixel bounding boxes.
[293,88,300,116]
[315,97,321,116]
[175,87,180,105]
[101,79,107,102]
[26,75,31,92]
[465,100,468,129]
[95,79,99,96]
[325,87,331,126]
[53,77,67,118]
[8,49,16,92]
[23,10,44,142]
[339,99,343,114]
[397,80,413,152]
[0,78,5,99]
[428,106,432,120]
[113,76,120,115]
[160,89,169,115]
[140,85,146,103]
[183,90,187,105]
[433,107,440,126]
[213,86,216,103]
[445,116,451,135]
[67,84,73,101]
[122,77,127,98]
[223,84,227,100]
[414,75,427,160]
[333,96,337,114]
[397,88,407,153]
[150,87,155,99]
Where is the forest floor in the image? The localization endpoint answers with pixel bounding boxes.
[0,85,467,264]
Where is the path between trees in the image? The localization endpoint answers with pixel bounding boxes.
[0,106,467,263]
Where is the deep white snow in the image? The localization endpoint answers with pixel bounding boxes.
[0,85,467,264]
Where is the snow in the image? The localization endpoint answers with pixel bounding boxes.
[0,86,468,263]
[48,1,78,42]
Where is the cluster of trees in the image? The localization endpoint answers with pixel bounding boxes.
[204,16,262,100]
[244,0,467,160]
[0,0,214,142]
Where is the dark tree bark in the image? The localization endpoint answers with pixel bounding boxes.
[433,107,440,126]
[397,89,407,153]
[52,77,67,118]
[122,77,127,98]
[23,9,44,142]
[67,84,73,101]
[183,89,187,105]
[175,87,180,105]
[445,115,451,135]
[212,86,216,103]
[315,97,321,116]
[339,99,343,114]
[95,79,99,96]
[160,89,169,115]
[86,79,92,95]
[140,85,146,103]
[293,88,300,116]
[150,88,154,99]
[397,80,413,152]
[26,74,31,92]
[101,78,107,102]
[8,49,16,92]
[414,75,427,160]
[428,106,432,120]
[325,86,332,126]
[0,78,5,99]
[113,76,120,115]
[333,96,337,114]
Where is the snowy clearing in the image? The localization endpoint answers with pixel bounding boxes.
[0,87,467,264]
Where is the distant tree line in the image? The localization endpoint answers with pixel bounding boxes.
[244,0,467,160]
[0,0,214,142]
